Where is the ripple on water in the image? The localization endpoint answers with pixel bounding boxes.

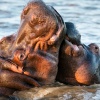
[0,0,100,46]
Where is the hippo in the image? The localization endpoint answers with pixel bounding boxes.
[56,23,100,85]
[0,0,65,96]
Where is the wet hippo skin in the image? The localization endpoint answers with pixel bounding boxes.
[65,22,81,45]
[0,0,65,95]
[56,37,100,85]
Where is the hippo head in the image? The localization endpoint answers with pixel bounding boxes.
[57,38,100,85]
[75,43,100,85]
[0,1,65,94]
[9,0,65,53]
[6,0,65,81]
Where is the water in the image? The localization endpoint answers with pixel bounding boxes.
[0,0,100,99]
[0,0,100,46]
[11,83,100,100]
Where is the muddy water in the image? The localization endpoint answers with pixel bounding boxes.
[10,83,100,100]
[0,0,100,100]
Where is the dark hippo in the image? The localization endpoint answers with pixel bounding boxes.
[0,0,65,95]
[56,23,100,85]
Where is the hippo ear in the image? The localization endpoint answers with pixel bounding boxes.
[88,43,100,54]
[21,6,30,20]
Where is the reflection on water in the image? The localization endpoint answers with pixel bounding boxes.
[0,0,100,99]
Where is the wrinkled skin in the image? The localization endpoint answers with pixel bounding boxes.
[0,0,65,96]
[56,37,100,85]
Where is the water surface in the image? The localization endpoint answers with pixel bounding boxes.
[0,0,100,46]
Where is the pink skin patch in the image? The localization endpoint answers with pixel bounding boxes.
[71,45,80,57]
[73,45,79,52]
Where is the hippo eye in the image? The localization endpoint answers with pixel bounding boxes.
[18,53,26,61]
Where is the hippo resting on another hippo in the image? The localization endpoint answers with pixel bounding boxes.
[56,22,100,85]
[0,0,66,95]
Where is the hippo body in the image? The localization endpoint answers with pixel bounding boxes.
[0,0,65,95]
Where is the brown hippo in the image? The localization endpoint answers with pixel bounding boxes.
[0,0,65,96]
[56,23,100,85]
